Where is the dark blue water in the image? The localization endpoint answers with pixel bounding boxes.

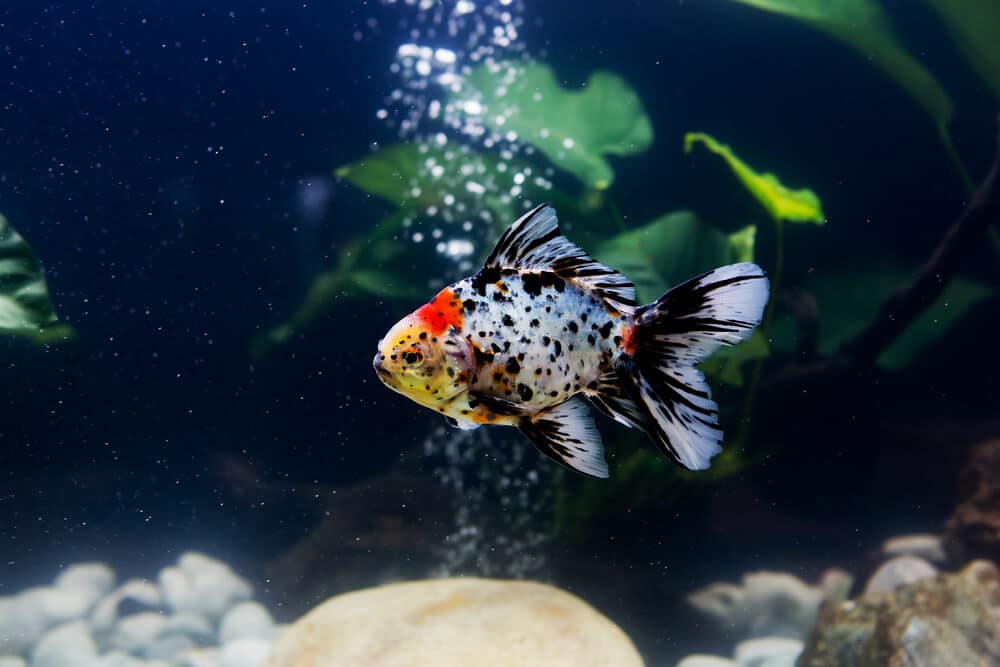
[2,2,998,664]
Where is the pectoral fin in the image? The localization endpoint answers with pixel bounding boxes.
[518,397,608,479]
[445,416,480,431]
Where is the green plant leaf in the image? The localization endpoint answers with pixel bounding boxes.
[791,261,990,369]
[336,140,551,233]
[594,211,746,303]
[685,132,825,224]
[926,0,1000,101]
[721,0,954,140]
[449,61,653,189]
[0,214,74,344]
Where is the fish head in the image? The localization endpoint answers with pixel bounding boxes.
[373,313,473,406]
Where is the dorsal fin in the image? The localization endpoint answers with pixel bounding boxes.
[482,204,636,310]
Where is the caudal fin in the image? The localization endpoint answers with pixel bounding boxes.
[613,263,769,470]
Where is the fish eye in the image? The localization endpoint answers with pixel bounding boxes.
[401,346,424,367]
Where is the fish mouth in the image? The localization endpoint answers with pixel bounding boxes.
[372,352,393,382]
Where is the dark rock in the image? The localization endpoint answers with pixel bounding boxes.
[797,560,1000,666]
[944,439,1000,566]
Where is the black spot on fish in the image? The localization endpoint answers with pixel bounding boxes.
[530,318,540,328]
[517,383,533,401]
[471,265,502,295]
[505,357,520,374]
[599,321,614,339]
[587,334,596,346]
[491,342,502,354]
[502,314,514,326]
[553,340,562,357]
[472,346,494,366]
[534,368,542,375]
[463,299,476,313]
[493,371,504,383]
[549,390,559,397]
[567,320,578,333]
[478,331,487,338]
[542,336,551,346]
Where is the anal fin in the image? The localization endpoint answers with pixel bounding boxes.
[519,397,608,479]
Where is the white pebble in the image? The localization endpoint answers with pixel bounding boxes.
[96,653,151,667]
[734,637,804,667]
[107,613,167,654]
[55,564,116,606]
[677,657,737,667]
[864,555,937,594]
[218,638,271,667]
[0,595,47,655]
[159,553,252,622]
[218,602,273,643]
[175,649,220,667]
[90,579,162,636]
[20,586,93,627]
[31,621,98,667]
[144,634,195,662]
[159,613,213,643]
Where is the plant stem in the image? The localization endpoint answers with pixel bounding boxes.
[938,123,1000,263]
[734,216,782,449]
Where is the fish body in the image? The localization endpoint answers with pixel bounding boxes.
[374,204,769,478]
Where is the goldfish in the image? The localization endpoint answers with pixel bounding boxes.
[373,204,769,478]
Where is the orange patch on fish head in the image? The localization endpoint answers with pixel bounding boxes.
[413,287,463,335]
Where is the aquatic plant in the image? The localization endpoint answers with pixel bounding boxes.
[926,0,1000,102]
[448,61,654,190]
[719,0,965,185]
[779,262,990,370]
[0,213,73,344]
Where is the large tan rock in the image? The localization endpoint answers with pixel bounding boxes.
[266,577,644,667]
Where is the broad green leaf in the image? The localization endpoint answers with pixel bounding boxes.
[336,141,550,232]
[926,0,1000,101]
[685,132,825,224]
[792,261,990,369]
[0,214,74,344]
[449,61,653,189]
[594,211,746,303]
[721,0,954,140]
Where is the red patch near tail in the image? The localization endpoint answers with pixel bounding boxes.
[620,323,639,357]
[414,288,463,334]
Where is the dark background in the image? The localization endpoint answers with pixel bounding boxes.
[2,1,997,663]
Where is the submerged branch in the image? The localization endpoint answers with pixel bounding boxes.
[766,114,1000,388]
[843,113,1000,365]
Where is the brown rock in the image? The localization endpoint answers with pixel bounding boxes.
[944,439,1000,565]
[266,577,644,667]
[797,560,1000,666]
